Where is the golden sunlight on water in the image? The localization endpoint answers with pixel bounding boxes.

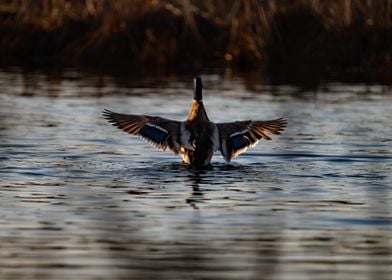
[0,70,391,280]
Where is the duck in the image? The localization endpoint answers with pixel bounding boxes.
[103,77,286,167]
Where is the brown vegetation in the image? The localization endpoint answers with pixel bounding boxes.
[0,0,391,84]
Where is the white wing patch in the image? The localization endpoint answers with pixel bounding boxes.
[146,123,168,133]
[230,129,249,137]
[230,145,250,160]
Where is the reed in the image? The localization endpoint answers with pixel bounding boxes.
[0,0,390,83]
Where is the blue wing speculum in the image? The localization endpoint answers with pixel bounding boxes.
[138,123,169,148]
[230,130,255,151]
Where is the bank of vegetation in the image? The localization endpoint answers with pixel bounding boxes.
[0,0,390,84]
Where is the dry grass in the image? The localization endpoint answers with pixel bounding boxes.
[0,0,391,83]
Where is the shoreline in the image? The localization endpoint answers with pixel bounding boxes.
[1,0,390,85]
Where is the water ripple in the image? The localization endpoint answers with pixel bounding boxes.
[0,71,391,280]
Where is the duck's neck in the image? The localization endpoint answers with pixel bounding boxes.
[188,77,208,121]
[187,100,209,121]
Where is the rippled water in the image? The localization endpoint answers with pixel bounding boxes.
[0,70,391,280]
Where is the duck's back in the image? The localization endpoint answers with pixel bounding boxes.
[180,120,218,166]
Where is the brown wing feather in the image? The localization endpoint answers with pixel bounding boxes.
[249,118,287,139]
[102,109,181,154]
[217,118,286,161]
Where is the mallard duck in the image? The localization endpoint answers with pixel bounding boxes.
[103,77,286,166]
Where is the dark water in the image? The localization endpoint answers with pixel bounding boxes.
[0,70,391,280]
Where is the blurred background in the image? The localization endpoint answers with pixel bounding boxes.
[0,0,391,85]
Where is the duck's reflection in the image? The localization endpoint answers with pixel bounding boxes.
[183,163,260,209]
[185,170,205,209]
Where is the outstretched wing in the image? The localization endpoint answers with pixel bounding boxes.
[103,109,181,154]
[216,118,286,162]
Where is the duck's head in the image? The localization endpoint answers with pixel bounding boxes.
[193,77,203,102]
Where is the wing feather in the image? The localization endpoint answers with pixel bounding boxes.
[217,118,286,161]
[103,109,181,154]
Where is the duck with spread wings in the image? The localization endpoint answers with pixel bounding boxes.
[103,77,286,167]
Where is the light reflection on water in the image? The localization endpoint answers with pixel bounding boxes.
[0,70,391,279]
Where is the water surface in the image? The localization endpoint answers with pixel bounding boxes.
[0,70,391,280]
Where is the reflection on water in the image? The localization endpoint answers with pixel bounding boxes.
[0,69,391,279]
